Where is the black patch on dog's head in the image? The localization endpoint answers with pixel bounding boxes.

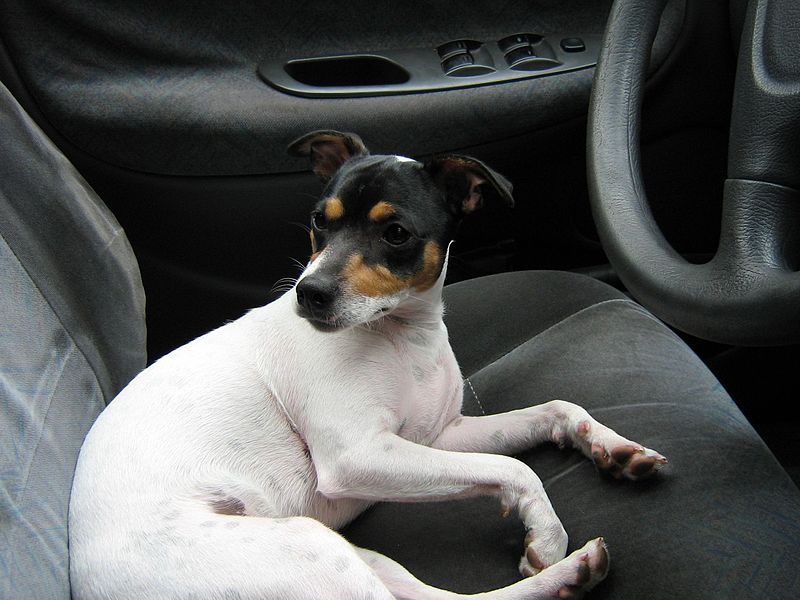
[289,131,513,326]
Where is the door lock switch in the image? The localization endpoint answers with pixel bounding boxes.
[560,37,586,53]
[442,52,474,74]
[437,40,471,60]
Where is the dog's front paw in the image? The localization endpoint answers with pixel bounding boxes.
[520,537,610,598]
[576,420,668,481]
[519,522,569,577]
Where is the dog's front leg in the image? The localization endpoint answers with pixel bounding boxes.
[431,399,666,578]
[432,399,667,481]
[314,431,568,571]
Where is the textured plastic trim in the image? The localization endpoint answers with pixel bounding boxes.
[258,34,600,98]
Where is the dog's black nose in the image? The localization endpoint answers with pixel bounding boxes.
[296,275,338,316]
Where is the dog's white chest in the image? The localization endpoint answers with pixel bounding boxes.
[390,325,463,445]
[261,294,464,450]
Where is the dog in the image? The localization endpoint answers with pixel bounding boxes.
[69,130,667,599]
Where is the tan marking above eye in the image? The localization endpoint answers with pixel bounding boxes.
[324,197,345,220]
[342,241,443,297]
[368,201,395,222]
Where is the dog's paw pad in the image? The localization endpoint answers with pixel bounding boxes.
[521,537,610,598]
[519,527,565,578]
[521,541,546,576]
[558,539,609,595]
[517,538,609,597]
[591,439,667,481]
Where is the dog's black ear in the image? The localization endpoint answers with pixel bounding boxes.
[288,130,368,182]
[424,155,514,216]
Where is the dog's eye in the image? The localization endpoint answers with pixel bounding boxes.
[311,211,327,231]
[382,224,411,246]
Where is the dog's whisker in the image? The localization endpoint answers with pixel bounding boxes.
[272,276,298,285]
[269,277,299,296]
[289,257,308,273]
[269,286,290,296]
[289,221,312,233]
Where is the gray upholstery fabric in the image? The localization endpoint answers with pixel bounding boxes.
[0,82,146,598]
[344,271,800,598]
[0,82,146,402]
[0,0,685,176]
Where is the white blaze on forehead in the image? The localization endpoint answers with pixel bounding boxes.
[393,155,418,164]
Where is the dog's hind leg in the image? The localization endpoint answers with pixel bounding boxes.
[75,514,394,600]
[355,537,608,599]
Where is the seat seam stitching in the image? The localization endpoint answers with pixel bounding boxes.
[464,377,486,416]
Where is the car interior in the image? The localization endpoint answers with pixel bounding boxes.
[2,0,799,598]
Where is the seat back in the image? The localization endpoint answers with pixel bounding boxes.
[0,82,146,598]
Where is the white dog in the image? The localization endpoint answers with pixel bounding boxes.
[69,131,666,599]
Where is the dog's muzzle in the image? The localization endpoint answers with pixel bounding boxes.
[296,274,341,328]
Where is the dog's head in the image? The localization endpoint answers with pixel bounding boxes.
[288,130,513,331]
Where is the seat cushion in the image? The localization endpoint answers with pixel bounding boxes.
[342,270,800,598]
[0,82,146,599]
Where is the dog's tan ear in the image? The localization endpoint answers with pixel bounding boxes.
[424,155,514,215]
[288,130,368,182]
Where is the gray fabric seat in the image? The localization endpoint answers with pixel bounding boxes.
[2,78,799,599]
[0,82,146,598]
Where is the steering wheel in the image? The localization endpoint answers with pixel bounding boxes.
[587,0,800,346]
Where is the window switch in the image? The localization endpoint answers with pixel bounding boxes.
[442,52,474,74]
[498,34,535,53]
[505,46,536,67]
[437,40,470,60]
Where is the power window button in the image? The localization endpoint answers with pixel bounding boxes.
[437,40,470,60]
[442,53,474,74]
[505,46,536,67]
[498,34,534,53]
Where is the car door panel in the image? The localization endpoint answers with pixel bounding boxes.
[0,0,686,176]
[0,0,727,361]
